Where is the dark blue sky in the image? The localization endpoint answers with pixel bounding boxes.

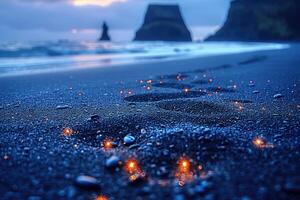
[0,0,231,41]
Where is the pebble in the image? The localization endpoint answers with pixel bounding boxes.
[74,175,100,190]
[56,105,71,110]
[203,128,211,134]
[129,144,140,149]
[96,134,104,141]
[24,147,30,153]
[128,102,136,106]
[141,128,147,134]
[89,114,100,121]
[273,94,284,99]
[28,132,35,136]
[105,156,121,169]
[124,135,136,146]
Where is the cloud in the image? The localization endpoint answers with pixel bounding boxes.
[73,0,127,7]
[0,0,231,41]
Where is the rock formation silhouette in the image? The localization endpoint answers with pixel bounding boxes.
[206,0,300,41]
[134,4,192,41]
[99,22,111,41]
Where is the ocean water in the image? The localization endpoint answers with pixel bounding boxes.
[0,41,289,77]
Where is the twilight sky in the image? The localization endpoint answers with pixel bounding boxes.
[0,0,231,42]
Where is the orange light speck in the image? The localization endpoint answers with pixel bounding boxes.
[62,127,73,136]
[178,158,191,173]
[253,137,265,147]
[175,157,193,186]
[125,159,140,174]
[96,195,108,200]
[103,139,114,149]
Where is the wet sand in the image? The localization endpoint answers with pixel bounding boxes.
[0,44,300,200]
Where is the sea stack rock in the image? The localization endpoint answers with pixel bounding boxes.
[99,22,111,41]
[206,0,300,41]
[134,4,192,42]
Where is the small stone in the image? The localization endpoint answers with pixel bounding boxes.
[24,147,30,153]
[203,128,211,134]
[128,102,136,107]
[124,135,136,146]
[89,114,100,121]
[56,105,71,110]
[141,129,147,134]
[129,144,140,149]
[105,156,121,169]
[216,145,226,150]
[273,94,284,99]
[74,175,100,190]
[96,134,103,141]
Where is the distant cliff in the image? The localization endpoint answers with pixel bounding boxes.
[134,4,192,42]
[206,0,300,41]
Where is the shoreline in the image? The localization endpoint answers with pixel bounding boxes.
[0,41,290,78]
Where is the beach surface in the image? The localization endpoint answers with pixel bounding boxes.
[0,43,300,200]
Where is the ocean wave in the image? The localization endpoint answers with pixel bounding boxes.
[0,41,147,58]
[0,41,289,77]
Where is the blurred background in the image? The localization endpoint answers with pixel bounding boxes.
[0,0,230,42]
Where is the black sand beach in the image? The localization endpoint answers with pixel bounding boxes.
[0,44,300,200]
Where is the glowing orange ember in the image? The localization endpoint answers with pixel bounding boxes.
[178,158,191,173]
[103,139,114,149]
[175,157,193,186]
[62,127,73,136]
[125,159,140,174]
[95,195,108,200]
[253,137,266,147]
